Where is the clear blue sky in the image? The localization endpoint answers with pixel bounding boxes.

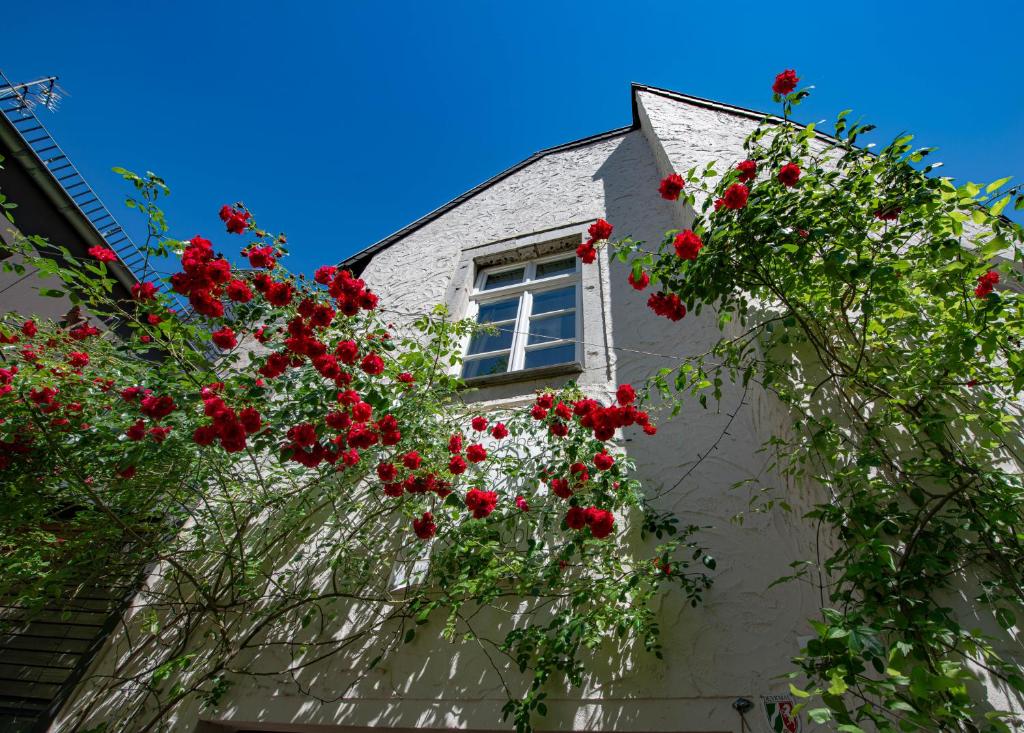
[3,1,1022,275]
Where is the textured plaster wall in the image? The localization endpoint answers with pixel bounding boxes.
[57,96,827,733]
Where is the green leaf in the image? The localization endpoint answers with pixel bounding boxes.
[985,176,1012,194]
[991,195,1010,217]
[808,708,832,723]
[39,288,64,297]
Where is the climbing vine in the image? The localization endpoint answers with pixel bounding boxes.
[0,169,711,732]
[596,71,1024,732]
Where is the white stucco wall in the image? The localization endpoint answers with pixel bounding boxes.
[57,91,828,733]
[204,95,822,733]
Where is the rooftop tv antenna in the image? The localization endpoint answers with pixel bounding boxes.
[0,74,66,114]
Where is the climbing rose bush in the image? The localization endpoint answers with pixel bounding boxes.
[0,172,711,733]
[584,72,1024,733]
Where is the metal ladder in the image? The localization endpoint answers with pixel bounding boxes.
[0,71,162,290]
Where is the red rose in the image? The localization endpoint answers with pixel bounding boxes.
[778,163,801,187]
[466,443,487,463]
[397,372,414,384]
[239,407,262,434]
[772,69,799,96]
[536,394,554,409]
[402,451,422,470]
[449,455,467,474]
[585,507,615,538]
[628,270,650,290]
[360,352,384,375]
[565,506,587,530]
[594,451,615,471]
[287,422,318,447]
[220,205,251,234]
[588,219,614,241]
[874,206,902,221]
[140,395,176,420]
[550,478,572,499]
[247,246,276,269]
[570,462,590,484]
[616,384,636,404]
[211,327,237,350]
[647,292,687,321]
[465,488,498,518]
[88,246,118,262]
[351,401,373,422]
[148,425,172,443]
[549,421,568,437]
[515,495,529,512]
[314,265,337,285]
[576,240,597,264]
[67,351,90,368]
[21,320,37,337]
[975,270,1000,298]
[722,183,749,210]
[448,434,463,454]
[266,281,293,307]
[131,282,158,301]
[226,279,253,302]
[189,289,224,318]
[658,173,685,201]
[736,159,757,183]
[413,512,436,540]
[336,340,359,365]
[377,462,398,482]
[117,466,136,479]
[471,416,488,431]
[125,420,146,441]
[531,404,548,420]
[673,230,703,260]
[490,422,508,439]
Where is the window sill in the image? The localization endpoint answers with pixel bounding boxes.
[461,361,583,389]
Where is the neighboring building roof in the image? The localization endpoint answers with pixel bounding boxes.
[340,83,787,274]
[0,74,145,297]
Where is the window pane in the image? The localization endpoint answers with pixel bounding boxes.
[535,257,576,279]
[468,324,514,355]
[531,286,575,315]
[524,343,575,370]
[527,312,575,345]
[483,268,525,290]
[476,297,519,324]
[462,353,510,378]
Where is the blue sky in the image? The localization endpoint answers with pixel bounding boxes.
[3,1,1022,275]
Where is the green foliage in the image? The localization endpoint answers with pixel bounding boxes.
[612,84,1024,732]
[0,178,710,732]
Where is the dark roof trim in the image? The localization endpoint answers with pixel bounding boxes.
[0,113,139,294]
[341,82,839,274]
[631,82,844,147]
[340,125,631,274]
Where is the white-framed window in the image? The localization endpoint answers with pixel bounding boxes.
[462,253,581,379]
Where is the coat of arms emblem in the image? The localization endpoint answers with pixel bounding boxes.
[762,694,801,733]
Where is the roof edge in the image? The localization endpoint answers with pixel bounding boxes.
[630,82,844,146]
[341,82,844,275]
[340,125,632,274]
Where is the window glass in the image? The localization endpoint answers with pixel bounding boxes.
[483,268,525,290]
[476,297,519,324]
[535,257,576,279]
[468,325,515,355]
[524,343,575,370]
[527,312,574,345]
[531,286,575,315]
[462,353,510,378]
